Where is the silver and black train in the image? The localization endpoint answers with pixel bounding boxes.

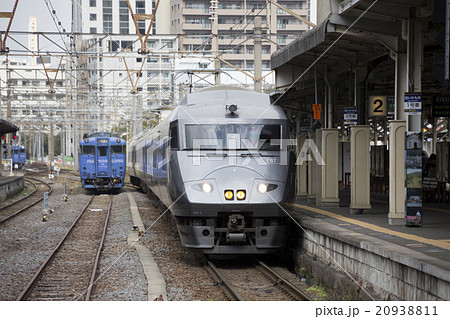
[127,87,295,254]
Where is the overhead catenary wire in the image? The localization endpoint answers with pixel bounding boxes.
[1,0,306,135]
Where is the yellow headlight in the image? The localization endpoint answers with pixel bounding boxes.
[236,190,246,200]
[224,190,234,200]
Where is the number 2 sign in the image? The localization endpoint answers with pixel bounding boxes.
[369,95,387,117]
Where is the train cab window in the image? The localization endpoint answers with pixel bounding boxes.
[258,124,281,151]
[111,145,125,154]
[80,145,94,155]
[169,122,178,149]
[80,145,95,155]
[184,124,281,150]
[99,146,108,156]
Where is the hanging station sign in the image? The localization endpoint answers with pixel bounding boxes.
[344,107,358,125]
[404,93,422,114]
[432,96,450,117]
[312,104,321,120]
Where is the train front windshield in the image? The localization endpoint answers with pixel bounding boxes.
[80,145,95,155]
[184,124,281,151]
[111,145,125,154]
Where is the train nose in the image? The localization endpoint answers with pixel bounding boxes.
[206,166,264,191]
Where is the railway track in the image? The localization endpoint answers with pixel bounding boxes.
[206,259,311,301]
[17,194,112,301]
[24,163,49,175]
[0,177,53,225]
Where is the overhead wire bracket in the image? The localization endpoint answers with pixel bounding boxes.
[39,55,63,93]
[0,0,20,54]
[126,0,160,54]
[122,56,146,94]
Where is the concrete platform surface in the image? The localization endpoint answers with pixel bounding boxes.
[0,174,23,186]
[288,191,450,268]
[127,192,167,301]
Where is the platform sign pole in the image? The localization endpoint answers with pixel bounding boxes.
[404,93,423,227]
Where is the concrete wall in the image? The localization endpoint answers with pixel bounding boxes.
[292,214,450,300]
[0,176,24,203]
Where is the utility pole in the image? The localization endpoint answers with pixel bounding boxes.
[254,17,262,93]
[136,94,142,134]
[48,121,54,164]
[210,0,220,85]
[132,94,137,137]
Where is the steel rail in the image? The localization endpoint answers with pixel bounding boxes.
[205,261,244,301]
[257,260,311,301]
[17,195,95,301]
[0,178,38,211]
[0,177,53,224]
[85,195,112,300]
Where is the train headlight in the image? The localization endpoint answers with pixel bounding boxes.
[224,190,234,200]
[236,190,246,200]
[257,183,268,193]
[202,182,212,193]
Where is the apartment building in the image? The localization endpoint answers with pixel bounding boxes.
[72,0,177,125]
[170,0,310,70]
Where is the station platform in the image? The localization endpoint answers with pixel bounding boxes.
[0,174,24,203]
[287,191,450,300]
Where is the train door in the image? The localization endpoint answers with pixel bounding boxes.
[96,143,109,177]
[20,148,26,166]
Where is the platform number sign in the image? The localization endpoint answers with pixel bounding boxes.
[369,96,387,117]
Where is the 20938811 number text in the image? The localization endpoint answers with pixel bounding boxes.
[376,305,438,316]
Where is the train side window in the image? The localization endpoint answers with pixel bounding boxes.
[169,121,178,149]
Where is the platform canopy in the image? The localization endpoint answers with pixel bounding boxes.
[0,119,19,135]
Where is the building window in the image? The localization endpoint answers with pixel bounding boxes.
[90,0,96,7]
[103,1,113,33]
[119,1,129,34]
[136,1,146,34]
[90,27,97,34]
[89,14,97,21]
[108,40,119,51]
[121,40,133,51]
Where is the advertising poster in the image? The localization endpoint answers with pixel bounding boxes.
[405,132,423,227]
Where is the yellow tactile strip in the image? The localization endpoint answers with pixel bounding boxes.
[288,203,450,251]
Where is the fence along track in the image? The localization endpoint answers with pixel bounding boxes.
[207,259,311,301]
[17,194,112,301]
[0,177,52,224]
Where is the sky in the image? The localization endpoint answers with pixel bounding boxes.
[1,0,72,58]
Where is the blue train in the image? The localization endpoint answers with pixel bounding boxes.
[79,132,126,190]
[11,145,26,168]
[1,144,26,169]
